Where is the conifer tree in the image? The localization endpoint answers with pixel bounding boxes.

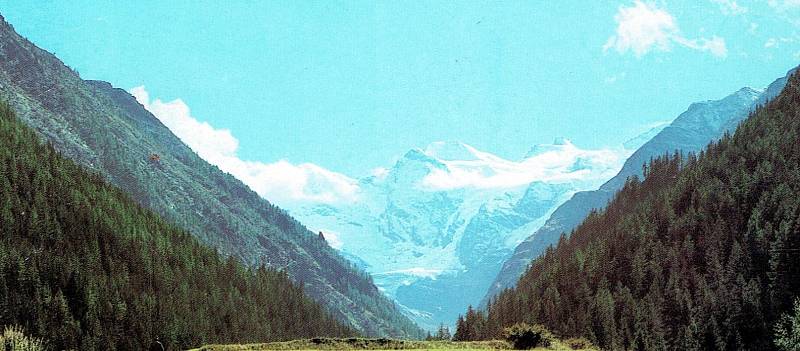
[0,103,354,350]
[457,71,800,350]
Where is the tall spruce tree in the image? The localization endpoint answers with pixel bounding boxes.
[459,71,800,350]
[0,102,354,350]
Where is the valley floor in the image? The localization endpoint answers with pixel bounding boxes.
[188,338,594,350]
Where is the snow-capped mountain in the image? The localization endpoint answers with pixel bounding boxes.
[285,139,629,330]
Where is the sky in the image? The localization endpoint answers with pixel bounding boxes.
[1,1,798,205]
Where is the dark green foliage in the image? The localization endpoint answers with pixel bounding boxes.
[461,72,800,350]
[0,15,421,338]
[774,299,800,351]
[453,305,489,342]
[0,103,353,349]
[502,323,552,350]
[424,323,452,341]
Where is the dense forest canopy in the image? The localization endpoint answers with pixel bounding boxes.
[0,14,422,338]
[0,102,353,350]
[456,72,800,350]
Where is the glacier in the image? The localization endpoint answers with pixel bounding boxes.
[283,139,633,330]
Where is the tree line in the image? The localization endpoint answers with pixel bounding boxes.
[0,102,354,350]
[455,72,800,350]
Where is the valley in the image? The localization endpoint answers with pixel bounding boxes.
[0,3,799,351]
[284,140,628,329]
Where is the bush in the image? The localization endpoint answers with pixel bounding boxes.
[564,337,596,350]
[0,326,45,351]
[503,323,554,350]
[775,299,800,351]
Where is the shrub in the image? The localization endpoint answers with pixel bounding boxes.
[0,326,45,351]
[775,299,800,351]
[503,323,553,350]
[564,337,597,350]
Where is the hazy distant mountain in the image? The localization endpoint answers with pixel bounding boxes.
[0,14,421,338]
[483,67,795,305]
[623,122,669,150]
[287,139,628,330]
[464,66,800,350]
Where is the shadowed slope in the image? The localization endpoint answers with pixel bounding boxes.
[0,14,421,338]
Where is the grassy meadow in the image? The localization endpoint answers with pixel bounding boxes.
[188,337,598,350]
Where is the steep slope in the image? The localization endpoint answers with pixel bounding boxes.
[0,15,421,338]
[484,68,794,304]
[287,140,627,330]
[462,69,800,350]
[0,102,353,350]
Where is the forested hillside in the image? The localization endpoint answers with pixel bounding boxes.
[0,14,421,338]
[457,71,800,350]
[0,102,353,349]
[485,71,792,305]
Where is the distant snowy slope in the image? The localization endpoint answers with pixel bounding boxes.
[285,139,629,330]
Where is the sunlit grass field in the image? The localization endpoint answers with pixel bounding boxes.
[188,337,597,350]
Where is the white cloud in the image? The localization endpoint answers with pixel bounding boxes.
[603,1,727,58]
[764,36,795,48]
[130,87,239,161]
[319,229,344,250]
[603,1,676,57]
[418,140,628,191]
[130,86,359,206]
[674,35,728,57]
[711,0,747,15]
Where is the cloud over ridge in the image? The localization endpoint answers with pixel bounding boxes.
[131,88,644,207]
[130,86,359,206]
[417,140,627,191]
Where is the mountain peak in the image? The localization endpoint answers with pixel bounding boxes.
[736,86,760,95]
[395,149,447,174]
[403,148,433,161]
[423,141,480,161]
[729,86,762,101]
[523,137,574,159]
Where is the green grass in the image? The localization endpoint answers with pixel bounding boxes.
[188,337,597,350]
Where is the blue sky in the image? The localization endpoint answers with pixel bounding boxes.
[1,1,798,203]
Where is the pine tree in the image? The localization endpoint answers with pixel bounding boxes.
[0,103,355,350]
[462,70,800,350]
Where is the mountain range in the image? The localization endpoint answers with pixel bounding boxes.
[2,8,796,345]
[285,138,631,329]
[456,65,800,350]
[0,100,354,349]
[0,14,421,338]
[483,66,796,305]
[281,66,797,331]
